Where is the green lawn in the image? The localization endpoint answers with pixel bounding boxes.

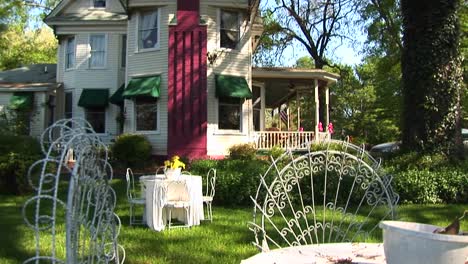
[0,179,466,264]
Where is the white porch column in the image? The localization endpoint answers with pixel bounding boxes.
[314,79,319,139]
[326,86,329,126]
[296,90,300,130]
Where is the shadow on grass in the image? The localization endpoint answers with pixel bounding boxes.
[0,196,30,262]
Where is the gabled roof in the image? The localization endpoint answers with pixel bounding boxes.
[0,64,61,92]
[44,0,127,24]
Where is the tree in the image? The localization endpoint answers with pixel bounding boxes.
[0,0,59,70]
[0,26,57,70]
[401,0,464,156]
[256,0,356,69]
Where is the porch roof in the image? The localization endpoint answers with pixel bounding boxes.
[252,67,339,108]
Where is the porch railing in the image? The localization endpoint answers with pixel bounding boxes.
[254,131,317,150]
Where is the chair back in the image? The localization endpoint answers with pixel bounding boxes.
[22,118,124,263]
[125,168,138,201]
[205,168,217,199]
[165,180,190,202]
[249,139,399,252]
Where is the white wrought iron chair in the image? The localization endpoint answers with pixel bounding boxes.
[249,139,399,252]
[126,168,146,226]
[203,168,217,222]
[163,180,191,229]
[22,118,124,263]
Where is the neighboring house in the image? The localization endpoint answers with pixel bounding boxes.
[0,64,62,137]
[44,0,339,159]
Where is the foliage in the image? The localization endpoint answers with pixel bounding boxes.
[0,26,57,71]
[267,145,284,160]
[255,0,356,68]
[190,158,270,206]
[384,152,468,204]
[111,134,152,168]
[0,108,36,135]
[0,135,42,194]
[401,0,464,156]
[227,143,257,160]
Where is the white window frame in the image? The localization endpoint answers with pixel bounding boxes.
[135,8,161,53]
[65,36,76,70]
[134,98,160,133]
[88,34,107,69]
[218,9,241,50]
[90,0,106,9]
[216,97,244,133]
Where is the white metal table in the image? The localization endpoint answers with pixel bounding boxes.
[241,243,386,264]
[140,175,204,231]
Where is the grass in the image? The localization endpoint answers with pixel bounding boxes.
[0,179,466,264]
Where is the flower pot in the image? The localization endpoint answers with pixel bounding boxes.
[379,221,468,264]
[165,168,182,179]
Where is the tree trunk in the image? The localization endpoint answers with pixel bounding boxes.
[401,0,463,157]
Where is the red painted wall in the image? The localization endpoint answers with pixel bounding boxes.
[168,1,207,158]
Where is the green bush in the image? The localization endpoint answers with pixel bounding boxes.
[191,158,269,206]
[228,143,257,160]
[384,153,468,204]
[0,135,42,194]
[111,134,152,168]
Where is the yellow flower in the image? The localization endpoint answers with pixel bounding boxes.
[164,155,185,169]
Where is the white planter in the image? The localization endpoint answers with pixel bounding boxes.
[380,221,468,264]
[165,168,182,179]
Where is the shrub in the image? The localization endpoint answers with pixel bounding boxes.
[0,135,42,194]
[190,158,269,206]
[384,152,468,204]
[111,134,152,168]
[228,143,257,160]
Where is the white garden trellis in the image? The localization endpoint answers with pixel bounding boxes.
[249,139,399,251]
[22,118,125,263]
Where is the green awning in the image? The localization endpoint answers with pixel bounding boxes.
[109,84,125,105]
[9,92,34,110]
[215,74,252,99]
[78,89,109,108]
[123,75,160,99]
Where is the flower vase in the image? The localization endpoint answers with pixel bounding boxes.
[165,168,182,179]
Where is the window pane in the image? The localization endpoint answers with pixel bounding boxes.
[66,37,75,68]
[90,35,105,68]
[136,98,157,131]
[65,92,73,118]
[218,97,241,130]
[85,108,105,133]
[139,10,158,50]
[94,0,105,7]
[121,35,127,67]
[220,10,239,49]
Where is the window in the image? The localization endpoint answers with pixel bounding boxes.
[89,34,106,68]
[135,97,157,131]
[85,107,106,133]
[65,92,73,119]
[65,37,75,69]
[138,9,159,50]
[220,10,239,49]
[93,0,105,8]
[121,35,127,67]
[218,97,242,130]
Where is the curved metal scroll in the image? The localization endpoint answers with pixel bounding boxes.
[249,139,399,251]
[23,118,125,263]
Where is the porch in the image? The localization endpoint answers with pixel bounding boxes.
[253,131,330,150]
[250,67,339,150]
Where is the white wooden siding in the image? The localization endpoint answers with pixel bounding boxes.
[58,32,125,137]
[124,3,175,155]
[201,3,254,156]
[63,0,125,14]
